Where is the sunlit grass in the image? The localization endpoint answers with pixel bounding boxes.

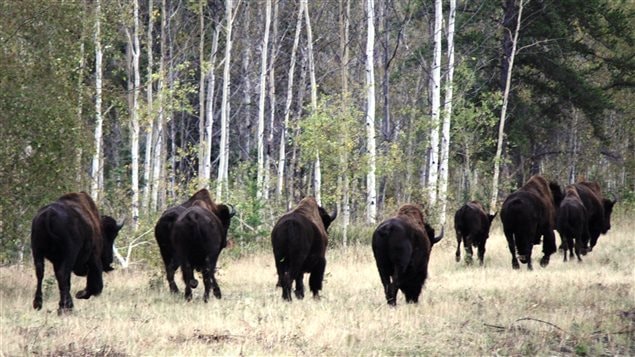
[1,217,633,356]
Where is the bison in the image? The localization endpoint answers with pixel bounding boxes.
[500,175,563,270]
[154,189,229,293]
[556,185,590,262]
[454,201,497,266]
[170,198,235,302]
[573,182,616,251]
[31,192,123,314]
[372,204,444,306]
[271,197,337,301]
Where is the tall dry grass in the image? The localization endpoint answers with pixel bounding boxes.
[1,217,633,356]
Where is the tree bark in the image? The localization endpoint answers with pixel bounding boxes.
[276,1,303,200]
[427,0,443,209]
[130,0,141,229]
[256,0,272,200]
[264,0,279,202]
[202,24,220,188]
[91,0,104,202]
[151,0,168,211]
[216,0,234,200]
[365,0,377,224]
[142,0,154,212]
[438,0,456,227]
[197,0,206,187]
[302,0,321,204]
[339,0,351,244]
[490,0,525,214]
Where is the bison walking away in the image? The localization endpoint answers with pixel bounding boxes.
[454,201,497,266]
[500,175,563,270]
[372,204,443,306]
[171,199,235,302]
[573,182,616,251]
[154,189,233,293]
[556,185,590,262]
[31,192,123,314]
[271,197,337,301]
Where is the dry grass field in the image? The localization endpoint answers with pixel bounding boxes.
[1,216,634,356]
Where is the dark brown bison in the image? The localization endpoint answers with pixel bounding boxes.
[31,192,123,314]
[500,175,563,270]
[573,182,616,251]
[271,197,337,301]
[454,201,497,265]
[154,189,234,296]
[372,204,444,306]
[556,185,591,262]
[171,198,234,302]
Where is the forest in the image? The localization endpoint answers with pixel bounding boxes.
[1,0,634,265]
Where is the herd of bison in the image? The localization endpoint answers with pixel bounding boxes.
[28,175,616,313]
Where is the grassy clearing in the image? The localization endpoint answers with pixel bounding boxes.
[1,218,634,356]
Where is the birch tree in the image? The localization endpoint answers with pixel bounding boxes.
[90,0,104,201]
[438,0,456,226]
[365,0,377,224]
[302,0,321,204]
[264,0,279,201]
[339,0,351,243]
[197,0,206,187]
[216,0,234,200]
[130,0,141,228]
[256,0,272,200]
[151,0,167,211]
[202,23,220,188]
[276,1,304,200]
[489,0,525,214]
[142,0,154,212]
[426,0,443,208]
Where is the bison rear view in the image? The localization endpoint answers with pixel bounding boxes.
[30,192,123,314]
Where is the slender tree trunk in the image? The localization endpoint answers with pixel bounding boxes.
[216,0,234,200]
[203,25,220,187]
[129,0,141,229]
[265,0,279,202]
[276,1,303,200]
[142,0,154,212]
[197,0,206,187]
[256,0,272,200]
[76,0,88,187]
[438,0,456,227]
[427,0,443,209]
[91,0,104,202]
[365,0,377,224]
[339,0,351,244]
[490,0,525,214]
[152,0,167,211]
[301,0,320,204]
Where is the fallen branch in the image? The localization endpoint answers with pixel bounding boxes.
[513,317,564,331]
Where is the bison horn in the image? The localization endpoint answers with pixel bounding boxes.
[330,207,338,221]
[227,204,236,217]
[431,226,444,245]
[117,218,126,231]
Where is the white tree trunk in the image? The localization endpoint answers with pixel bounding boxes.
[427,0,443,208]
[339,0,350,244]
[276,1,303,199]
[152,0,167,211]
[365,0,377,224]
[142,0,154,212]
[438,0,456,227]
[216,0,234,200]
[202,25,220,187]
[130,0,141,229]
[256,0,272,200]
[197,0,206,187]
[91,0,104,202]
[264,0,279,201]
[302,0,321,204]
[490,0,525,214]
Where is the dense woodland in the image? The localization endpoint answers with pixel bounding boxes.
[1,0,633,264]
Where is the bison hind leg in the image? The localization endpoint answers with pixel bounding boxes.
[294,275,305,300]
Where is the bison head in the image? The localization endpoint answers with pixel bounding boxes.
[100,216,124,272]
[318,206,338,231]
